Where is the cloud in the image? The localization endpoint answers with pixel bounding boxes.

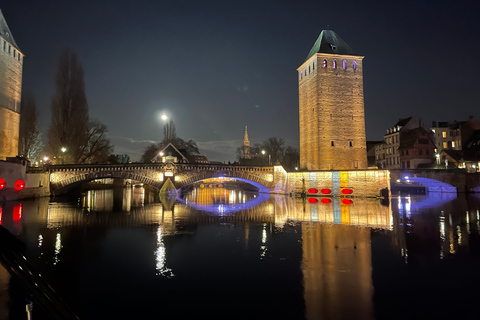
[108,134,157,162]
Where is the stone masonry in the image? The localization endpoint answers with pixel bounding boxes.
[0,9,23,160]
[298,30,367,170]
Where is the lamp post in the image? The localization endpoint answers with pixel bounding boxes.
[261,150,266,166]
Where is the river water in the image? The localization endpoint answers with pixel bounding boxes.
[0,186,479,320]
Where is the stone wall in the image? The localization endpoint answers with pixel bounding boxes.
[0,36,23,160]
[279,169,390,198]
[298,53,367,171]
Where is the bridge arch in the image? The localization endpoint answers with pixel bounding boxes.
[49,167,163,194]
[173,169,274,193]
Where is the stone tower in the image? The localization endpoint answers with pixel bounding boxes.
[0,9,23,160]
[298,30,367,170]
[243,125,251,159]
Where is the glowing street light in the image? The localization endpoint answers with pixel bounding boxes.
[61,147,67,153]
[161,114,168,121]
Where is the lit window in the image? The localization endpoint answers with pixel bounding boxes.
[323,59,327,68]
[353,61,356,70]
[333,60,337,69]
[452,141,455,148]
[442,132,447,138]
[443,142,447,149]
[343,60,347,69]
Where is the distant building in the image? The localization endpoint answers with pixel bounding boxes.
[397,127,436,169]
[375,116,434,169]
[152,143,209,164]
[440,149,479,172]
[0,9,24,160]
[430,117,480,153]
[298,29,367,170]
[366,141,383,167]
[376,117,422,169]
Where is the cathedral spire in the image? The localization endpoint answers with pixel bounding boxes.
[243,126,251,159]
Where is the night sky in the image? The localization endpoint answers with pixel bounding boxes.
[2,1,480,162]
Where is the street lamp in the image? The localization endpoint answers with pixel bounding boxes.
[161,114,168,121]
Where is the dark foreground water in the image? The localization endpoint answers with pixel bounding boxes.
[1,187,480,320]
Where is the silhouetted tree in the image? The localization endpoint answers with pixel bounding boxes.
[282,146,299,170]
[47,49,112,164]
[19,92,43,161]
[262,137,285,165]
[78,120,114,163]
[140,120,199,162]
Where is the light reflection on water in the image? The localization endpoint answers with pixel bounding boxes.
[0,186,479,319]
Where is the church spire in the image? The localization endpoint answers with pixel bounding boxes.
[243,126,251,159]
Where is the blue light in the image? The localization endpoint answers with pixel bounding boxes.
[404,176,409,180]
[255,105,260,108]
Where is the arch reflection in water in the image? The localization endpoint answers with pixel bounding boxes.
[177,187,271,215]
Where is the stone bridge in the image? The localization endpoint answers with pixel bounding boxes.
[48,163,276,194]
[389,169,480,193]
[47,163,392,198]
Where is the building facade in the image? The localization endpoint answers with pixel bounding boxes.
[298,30,367,170]
[0,9,23,160]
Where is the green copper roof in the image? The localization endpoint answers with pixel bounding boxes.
[0,9,21,52]
[305,30,355,61]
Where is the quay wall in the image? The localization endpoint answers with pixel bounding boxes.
[273,166,390,198]
[0,161,50,201]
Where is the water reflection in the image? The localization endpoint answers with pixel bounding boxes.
[1,185,480,319]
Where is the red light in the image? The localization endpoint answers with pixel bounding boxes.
[13,204,22,221]
[14,179,25,192]
[0,178,5,190]
[308,188,318,194]
[342,199,353,205]
[0,206,2,224]
[320,188,331,194]
[341,188,353,195]
[321,198,331,204]
[308,198,318,204]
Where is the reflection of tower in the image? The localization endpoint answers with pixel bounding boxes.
[302,223,373,320]
[298,30,367,170]
[0,10,24,160]
[243,125,251,159]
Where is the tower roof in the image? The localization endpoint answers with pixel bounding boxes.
[0,9,21,52]
[244,125,249,142]
[305,30,355,61]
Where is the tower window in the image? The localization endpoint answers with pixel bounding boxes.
[323,59,327,68]
[331,141,335,147]
[353,61,357,70]
[343,60,347,69]
[300,71,303,79]
[333,60,337,69]
[308,66,311,73]
[313,62,315,70]
[349,141,353,147]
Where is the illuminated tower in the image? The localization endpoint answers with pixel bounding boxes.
[0,9,23,160]
[298,30,367,170]
[243,125,251,159]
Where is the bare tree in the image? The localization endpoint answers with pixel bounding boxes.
[78,120,114,163]
[47,49,89,163]
[19,92,43,161]
[163,119,176,143]
[262,137,285,165]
